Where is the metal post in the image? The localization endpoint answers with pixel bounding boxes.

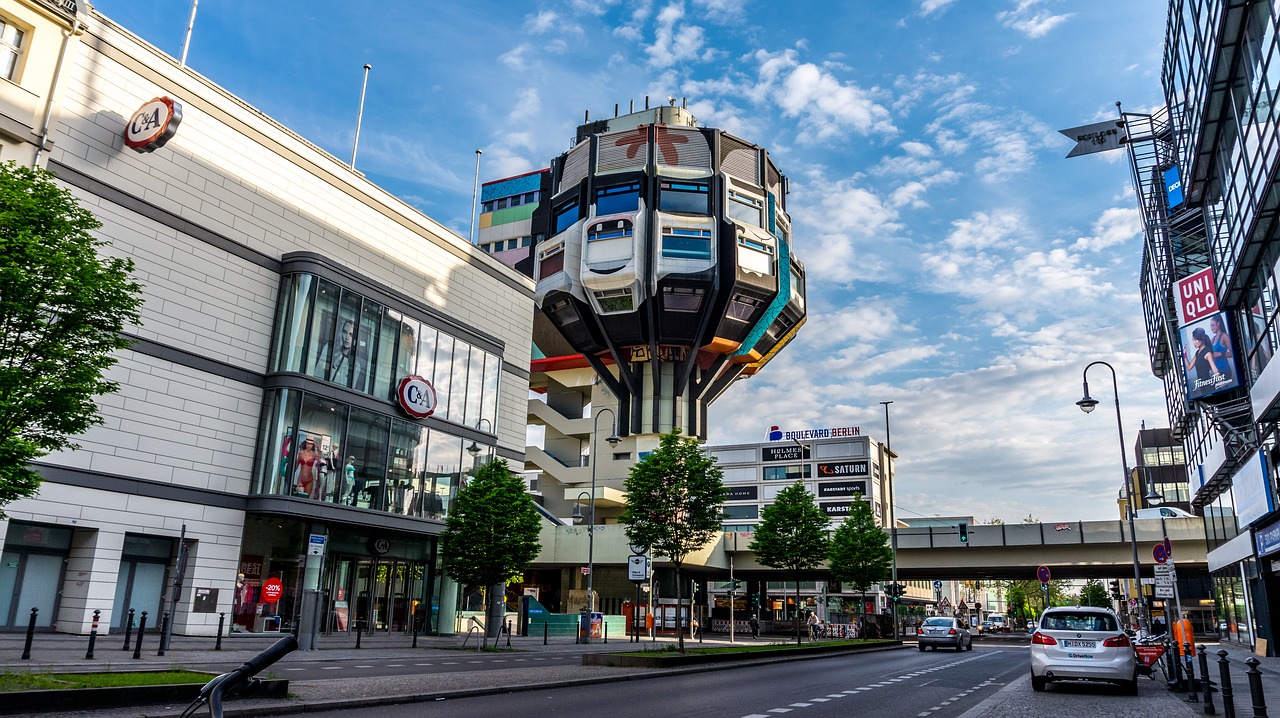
[468,149,482,245]
[881,400,899,641]
[216,613,225,651]
[133,611,148,660]
[1173,634,1185,690]
[178,0,199,67]
[86,609,100,660]
[355,616,363,649]
[1200,645,1217,714]
[122,608,135,651]
[1218,650,1237,718]
[506,620,512,647]
[543,620,548,645]
[20,607,37,659]
[157,611,169,656]
[1186,642,1199,702]
[1246,657,1268,718]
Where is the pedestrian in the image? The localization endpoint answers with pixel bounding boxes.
[691,616,701,640]
[750,613,760,638]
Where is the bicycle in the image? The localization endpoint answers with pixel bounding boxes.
[178,634,298,718]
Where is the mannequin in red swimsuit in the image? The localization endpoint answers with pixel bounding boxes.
[294,436,320,498]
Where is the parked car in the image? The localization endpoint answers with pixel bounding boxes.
[1030,606,1137,694]
[917,616,972,651]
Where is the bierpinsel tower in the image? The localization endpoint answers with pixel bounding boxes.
[531,101,806,439]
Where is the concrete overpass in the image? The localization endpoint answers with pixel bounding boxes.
[535,518,1208,581]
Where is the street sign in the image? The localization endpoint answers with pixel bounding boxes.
[1153,543,1169,564]
[1155,585,1175,598]
[581,566,590,576]
[1164,536,1173,558]
[1060,119,1127,158]
[1037,565,1051,584]
[627,555,649,583]
[308,534,327,557]
[933,580,943,590]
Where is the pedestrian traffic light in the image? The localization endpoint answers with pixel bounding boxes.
[958,522,969,544]
[1109,580,1121,599]
[729,578,742,592]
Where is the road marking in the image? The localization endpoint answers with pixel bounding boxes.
[442,661,459,665]
[414,663,432,666]
[825,694,845,698]
[354,665,374,669]
[809,697,829,702]
[284,668,305,671]
[767,710,792,714]
[386,664,404,667]
[321,666,342,670]
[789,703,812,708]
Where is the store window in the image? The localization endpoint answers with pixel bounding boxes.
[253,388,475,520]
[764,464,811,481]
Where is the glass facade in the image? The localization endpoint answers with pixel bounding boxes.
[269,273,501,430]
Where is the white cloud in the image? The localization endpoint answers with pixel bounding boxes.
[646,2,715,68]
[996,0,1073,38]
[919,0,959,16]
[752,49,896,142]
[1071,207,1141,252]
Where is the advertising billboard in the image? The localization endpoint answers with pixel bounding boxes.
[1180,311,1239,399]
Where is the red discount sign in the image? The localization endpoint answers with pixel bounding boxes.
[261,577,284,603]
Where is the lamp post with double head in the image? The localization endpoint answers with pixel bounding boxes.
[574,408,619,643]
[1076,361,1145,632]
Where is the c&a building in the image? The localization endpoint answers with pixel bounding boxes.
[0,1,533,639]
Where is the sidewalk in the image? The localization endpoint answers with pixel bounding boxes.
[0,630,846,718]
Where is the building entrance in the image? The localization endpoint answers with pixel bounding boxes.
[0,523,72,632]
[326,556,428,634]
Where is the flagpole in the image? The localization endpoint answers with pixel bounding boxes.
[179,0,199,67]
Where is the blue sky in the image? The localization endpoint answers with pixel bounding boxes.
[94,0,1172,522]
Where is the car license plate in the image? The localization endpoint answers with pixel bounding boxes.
[1063,640,1096,649]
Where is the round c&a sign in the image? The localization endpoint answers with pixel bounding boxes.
[397,375,437,419]
[124,97,183,153]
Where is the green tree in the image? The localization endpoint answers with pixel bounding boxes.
[1079,579,1111,608]
[827,493,892,635]
[441,458,542,637]
[0,162,142,516]
[620,429,727,652]
[750,481,829,644]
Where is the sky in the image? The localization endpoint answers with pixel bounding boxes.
[92,0,1174,524]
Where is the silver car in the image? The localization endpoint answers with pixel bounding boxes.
[1030,606,1137,694]
[916,616,972,651]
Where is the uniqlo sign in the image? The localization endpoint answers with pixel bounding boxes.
[1174,267,1219,326]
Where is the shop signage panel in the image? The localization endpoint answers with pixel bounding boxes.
[1233,451,1274,528]
[1256,517,1280,558]
[820,502,852,517]
[726,485,759,501]
[817,461,869,478]
[762,444,808,462]
[817,480,868,498]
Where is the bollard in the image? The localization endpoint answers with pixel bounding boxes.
[355,618,363,649]
[506,620,512,648]
[1200,645,1216,715]
[20,607,38,660]
[1217,650,1236,718]
[1187,643,1200,702]
[604,621,608,644]
[1173,636,1186,691]
[543,621,548,646]
[215,613,225,651]
[412,622,419,649]
[122,609,135,651]
[157,611,169,657]
[1246,657,1268,718]
[133,611,148,660]
[86,609,100,660]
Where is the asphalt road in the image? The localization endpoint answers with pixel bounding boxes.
[298,645,1031,718]
[270,651,583,678]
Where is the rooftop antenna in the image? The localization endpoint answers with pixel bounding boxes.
[350,64,372,169]
[469,149,482,245]
[179,0,199,67]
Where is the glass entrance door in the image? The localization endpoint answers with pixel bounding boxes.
[0,551,65,630]
[328,556,427,634]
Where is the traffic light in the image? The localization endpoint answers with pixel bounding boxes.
[958,522,969,544]
[729,578,743,592]
[1109,580,1121,599]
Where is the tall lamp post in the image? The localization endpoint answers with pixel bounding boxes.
[571,407,619,644]
[1076,361,1145,632]
[881,401,899,641]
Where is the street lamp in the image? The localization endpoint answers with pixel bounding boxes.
[1076,361,1145,631]
[577,407,619,643]
[466,418,494,459]
[881,400,900,641]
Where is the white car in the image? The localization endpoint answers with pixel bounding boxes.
[1030,606,1137,694]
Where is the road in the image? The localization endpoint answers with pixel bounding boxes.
[298,645,1033,718]
[269,650,583,678]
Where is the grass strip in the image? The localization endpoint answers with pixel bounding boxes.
[0,670,212,692]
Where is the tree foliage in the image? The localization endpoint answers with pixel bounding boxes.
[0,162,142,515]
[827,495,891,592]
[827,493,892,629]
[1079,579,1111,608]
[750,481,829,643]
[620,429,727,651]
[441,458,542,634]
